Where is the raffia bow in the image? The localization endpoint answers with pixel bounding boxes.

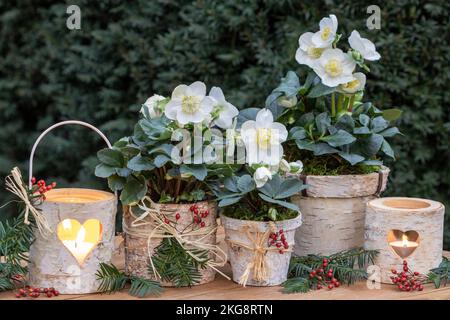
[4,167,52,237]
[226,222,293,287]
[122,196,230,281]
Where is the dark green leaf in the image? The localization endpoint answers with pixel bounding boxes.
[97,148,124,167]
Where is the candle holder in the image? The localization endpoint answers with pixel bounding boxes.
[364,197,444,283]
[27,121,117,294]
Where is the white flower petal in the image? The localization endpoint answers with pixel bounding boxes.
[255,109,274,127]
[177,111,204,125]
[164,100,180,120]
[209,86,225,102]
[270,122,288,142]
[188,81,207,97]
[171,84,188,99]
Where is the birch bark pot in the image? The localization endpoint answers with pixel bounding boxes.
[123,201,218,286]
[221,214,302,286]
[28,188,117,294]
[364,197,444,283]
[292,167,389,256]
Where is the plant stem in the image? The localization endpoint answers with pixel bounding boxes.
[348,95,355,112]
[337,94,344,114]
[331,93,336,117]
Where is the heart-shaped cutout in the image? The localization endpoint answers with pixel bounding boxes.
[387,229,420,259]
[57,218,103,266]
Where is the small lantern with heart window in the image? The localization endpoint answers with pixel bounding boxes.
[27,121,117,294]
[364,197,444,283]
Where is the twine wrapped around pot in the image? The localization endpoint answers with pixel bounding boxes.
[4,167,52,237]
[226,222,293,287]
[122,196,230,281]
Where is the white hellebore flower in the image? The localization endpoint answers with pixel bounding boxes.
[340,72,366,94]
[253,167,273,188]
[295,32,328,69]
[208,86,239,129]
[312,48,356,87]
[241,109,288,166]
[312,14,338,48]
[289,160,304,174]
[164,81,215,125]
[279,159,291,173]
[348,30,381,61]
[141,94,166,119]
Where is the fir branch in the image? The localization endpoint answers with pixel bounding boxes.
[427,257,450,288]
[282,277,311,294]
[96,263,128,294]
[283,247,379,294]
[96,263,163,298]
[129,276,163,297]
[150,237,210,287]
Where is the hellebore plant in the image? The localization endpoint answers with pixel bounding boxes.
[95,81,238,205]
[259,14,401,175]
[213,108,306,221]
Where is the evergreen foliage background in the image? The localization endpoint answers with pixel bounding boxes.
[0,0,449,248]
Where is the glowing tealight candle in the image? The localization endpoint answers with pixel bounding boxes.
[389,234,419,258]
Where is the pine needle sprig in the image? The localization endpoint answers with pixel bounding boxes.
[96,263,163,298]
[129,276,163,297]
[283,247,379,294]
[427,257,450,289]
[150,237,210,287]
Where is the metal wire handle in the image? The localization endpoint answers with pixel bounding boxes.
[28,120,112,188]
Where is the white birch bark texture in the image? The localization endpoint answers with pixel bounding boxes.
[221,214,302,286]
[28,188,117,294]
[292,167,390,256]
[364,197,444,283]
[123,201,218,286]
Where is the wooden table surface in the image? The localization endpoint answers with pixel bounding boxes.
[1,234,449,300]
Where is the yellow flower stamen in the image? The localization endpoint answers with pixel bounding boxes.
[181,96,201,114]
[321,27,331,40]
[324,59,342,77]
[307,47,325,59]
[342,79,360,91]
[256,128,273,150]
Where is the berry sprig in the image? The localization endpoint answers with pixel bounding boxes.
[189,204,209,229]
[163,204,209,230]
[30,177,56,200]
[390,260,425,292]
[268,229,289,254]
[14,286,60,298]
[308,259,341,290]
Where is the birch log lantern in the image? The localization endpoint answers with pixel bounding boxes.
[364,197,445,283]
[27,121,117,294]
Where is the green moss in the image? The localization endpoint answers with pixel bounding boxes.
[221,205,299,222]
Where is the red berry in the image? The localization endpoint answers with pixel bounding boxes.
[398,284,403,290]
[414,271,419,276]
[279,229,283,234]
[323,262,328,267]
[204,210,209,216]
[15,293,21,298]
[317,276,322,281]
[189,205,195,212]
[280,234,286,241]
[403,266,408,272]
[276,243,281,248]
[193,208,199,215]
[418,285,423,291]
[318,268,324,274]
[403,260,408,265]
[164,218,170,224]
[200,222,205,228]
[317,285,322,290]
[328,284,333,290]
[279,250,284,254]
[283,243,289,249]
[311,270,317,276]
[49,287,55,292]
[391,269,397,274]
[46,292,53,298]
[175,213,180,220]
[34,288,40,293]
[46,185,52,191]
[323,258,328,264]
[334,282,340,288]
[31,177,36,184]
[52,182,56,188]
[331,278,337,284]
